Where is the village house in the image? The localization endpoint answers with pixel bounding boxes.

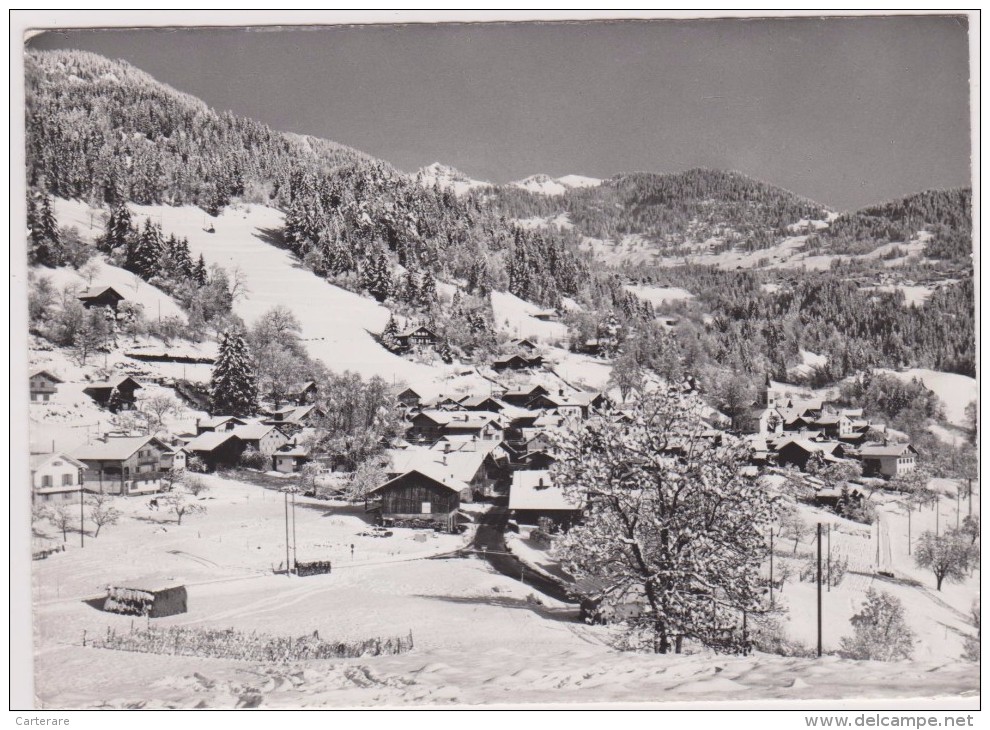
[397,387,428,409]
[183,431,245,471]
[502,384,551,407]
[508,470,582,528]
[77,284,125,311]
[231,423,290,456]
[530,309,559,322]
[389,445,507,499]
[73,435,174,496]
[162,446,188,473]
[366,469,467,532]
[30,452,86,503]
[408,410,503,443]
[457,395,510,413]
[858,442,918,478]
[272,443,310,473]
[492,353,544,372]
[288,381,318,405]
[29,369,62,403]
[195,416,248,434]
[83,375,142,412]
[525,390,585,419]
[396,325,439,349]
[774,438,847,471]
[510,338,540,352]
[263,404,324,433]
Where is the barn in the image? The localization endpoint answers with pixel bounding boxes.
[366,469,467,532]
[77,285,125,311]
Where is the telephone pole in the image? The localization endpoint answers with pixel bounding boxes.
[283,489,291,577]
[816,523,823,658]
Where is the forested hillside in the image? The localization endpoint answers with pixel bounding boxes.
[808,188,973,261]
[23,49,975,390]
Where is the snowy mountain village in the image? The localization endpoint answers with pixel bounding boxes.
[23,47,978,708]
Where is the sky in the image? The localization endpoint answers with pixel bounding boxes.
[26,16,972,211]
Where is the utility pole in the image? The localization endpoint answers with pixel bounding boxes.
[769,522,774,609]
[291,488,298,572]
[968,478,973,516]
[907,503,912,555]
[283,489,291,577]
[935,497,940,537]
[827,523,831,593]
[816,522,822,658]
[79,487,85,548]
[957,487,961,531]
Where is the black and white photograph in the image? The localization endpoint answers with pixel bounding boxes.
[10,10,980,714]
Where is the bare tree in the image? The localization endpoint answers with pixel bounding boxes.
[229,264,250,304]
[47,503,76,542]
[161,487,206,526]
[138,392,179,434]
[87,492,122,537]
[79,258,101,286]
[182,474,210,498]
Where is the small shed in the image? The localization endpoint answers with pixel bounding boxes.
[103,582,188,618]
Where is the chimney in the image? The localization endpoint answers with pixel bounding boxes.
[538,476,544,487]
[442,454,448,466]
[559,388,564,397]
[444,442,451,453]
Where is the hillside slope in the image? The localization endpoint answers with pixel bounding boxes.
[53,198,443,386]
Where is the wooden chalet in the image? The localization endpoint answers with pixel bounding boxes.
[493,353,544,372]
[366,469,467,532]
[72,435,174,496]
[502,384,550,407]
[288,381,318,405]
[77,285,125,311]
[83,376,142,412]
[397,325,439,349]
[29,369,62,403]
[183,431,245,470]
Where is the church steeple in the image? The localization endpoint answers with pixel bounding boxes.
[761,373,777,408]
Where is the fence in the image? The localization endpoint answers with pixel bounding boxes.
[88,624,414,662]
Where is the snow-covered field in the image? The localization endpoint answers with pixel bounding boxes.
[876,368,977,428]
[32,477,979,708]
[624,285,694,308]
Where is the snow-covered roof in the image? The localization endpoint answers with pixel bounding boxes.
[30,369,63,383]
[184,431,241,452]
[370,468,470,495]
[73,435,168,461]
[387,447,486,484]
[30,452,86,471]
[275,444,309,458]
[232,423,284,441]
[859,442,916,458]
[509,470,581,512]
[77,285,124,300]
[198,415,247,429]
[83,375,142,391]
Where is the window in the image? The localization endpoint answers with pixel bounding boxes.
[41,475,52,488]
[62,473,74,486]
[421,502,432,514]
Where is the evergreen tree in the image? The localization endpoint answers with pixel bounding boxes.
[208,330,258,417]
[102,203,133,254]
[381,314,401,352]
[194,254,209,286]
[127,218,163,278]
[419,270,437,306]
[27,192,64,266]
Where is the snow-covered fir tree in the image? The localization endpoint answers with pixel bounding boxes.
[209,329,259,417]
[194,254,209,286]
[381,314,401,352]
[551,389,774,654]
